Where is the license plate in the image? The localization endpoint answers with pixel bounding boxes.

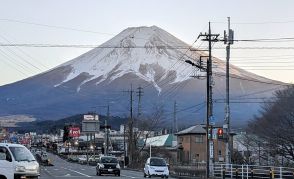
[108,169,113,172]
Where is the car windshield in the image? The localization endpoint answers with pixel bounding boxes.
[101,157,118,163]
[150,158,166,166]
[9,146,35,162]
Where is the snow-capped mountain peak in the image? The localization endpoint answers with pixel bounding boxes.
[56,26,202,92]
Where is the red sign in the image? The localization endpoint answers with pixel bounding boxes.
[69,127,80,137]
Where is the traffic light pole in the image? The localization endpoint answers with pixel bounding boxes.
[224,17,233,164]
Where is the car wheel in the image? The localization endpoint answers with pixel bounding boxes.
[118,172,120,177]
[144,172,146,178]
[148,171,151,178]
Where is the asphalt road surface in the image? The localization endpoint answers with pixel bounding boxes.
[39,153,174,179]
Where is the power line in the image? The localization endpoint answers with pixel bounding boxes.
[0,18,116,36]
[212,20,294,25]
[0,33,48,70]
[213,72,290,86]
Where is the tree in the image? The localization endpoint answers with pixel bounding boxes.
[248,85,294,165]
[127,104,165,168]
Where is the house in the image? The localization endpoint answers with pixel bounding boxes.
[176,124,233,164]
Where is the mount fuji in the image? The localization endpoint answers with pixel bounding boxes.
[0,26,284,126]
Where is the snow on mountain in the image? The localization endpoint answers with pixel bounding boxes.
[54,26,267,93]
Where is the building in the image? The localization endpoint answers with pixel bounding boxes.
[176,125,233,164]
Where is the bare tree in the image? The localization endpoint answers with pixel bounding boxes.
[127,104,165,168]
[248,85,294,165]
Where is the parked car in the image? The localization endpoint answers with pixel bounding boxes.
[96,156,120,176]
[144,157,169,178]
[78,155,87,164]
[67,155,79,163]
[89,155,100,162]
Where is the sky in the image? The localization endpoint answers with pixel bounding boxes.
[1,0,294,86]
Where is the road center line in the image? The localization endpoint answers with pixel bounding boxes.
[62,167,92,178]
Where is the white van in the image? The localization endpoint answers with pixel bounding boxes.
[0,143,40,179]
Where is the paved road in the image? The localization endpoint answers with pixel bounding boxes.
[39,153,174,179]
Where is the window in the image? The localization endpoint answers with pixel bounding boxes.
[0,147,6,160]
[195,135,204,143]
[179,137,183,142]
[9,146,35,162]
[0,147,11,161]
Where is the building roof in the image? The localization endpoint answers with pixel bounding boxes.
[176,125,206,135]
[145,134,176,147]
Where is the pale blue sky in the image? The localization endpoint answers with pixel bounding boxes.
[1,0,294,85]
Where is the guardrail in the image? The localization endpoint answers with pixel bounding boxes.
[170,163,294,179]
[213,163,294,179]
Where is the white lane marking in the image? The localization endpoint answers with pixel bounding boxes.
[121,174,137,178]
[62,167,92,178]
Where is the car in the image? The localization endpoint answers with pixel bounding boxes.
[144,157,169,178]
[0,143,40,179]
[89,155,100,162]
[78,155,87,164]
[96,156,120,176]
[67,155,79,163]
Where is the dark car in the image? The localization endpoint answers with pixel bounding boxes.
[96,156,120,176]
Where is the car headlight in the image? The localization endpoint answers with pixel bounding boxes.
[15,166,26,172]
[116,164,120,169]
[150,167,155,170]
[99,164,104,168]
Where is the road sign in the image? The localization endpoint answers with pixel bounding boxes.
[209,116,215,126]
[210,141,214,159]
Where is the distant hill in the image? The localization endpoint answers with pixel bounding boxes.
[17,114,128,134]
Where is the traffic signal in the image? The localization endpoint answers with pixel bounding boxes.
[217,128,224,139]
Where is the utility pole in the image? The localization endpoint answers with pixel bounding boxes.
[106,104,110,155]
[137,86,143,119]
[124,84,134,165]
[173,101,178,133]
[199,22,219,178]
[224,17,234,164]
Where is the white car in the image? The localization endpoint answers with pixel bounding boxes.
[144,157,169,178]
[78,155,87,164]
[0,143,40,179]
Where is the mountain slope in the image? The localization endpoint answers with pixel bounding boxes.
[0,26,285,126]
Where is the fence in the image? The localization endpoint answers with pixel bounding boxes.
[171,163,294,179]
[213,163,294,179]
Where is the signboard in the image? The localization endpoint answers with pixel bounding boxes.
[83,115,94,120]
[82,121,100,133]
[83,115,99,121]
[209,116,215,126]
[209,141,214,159]
[68,127,80,137]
